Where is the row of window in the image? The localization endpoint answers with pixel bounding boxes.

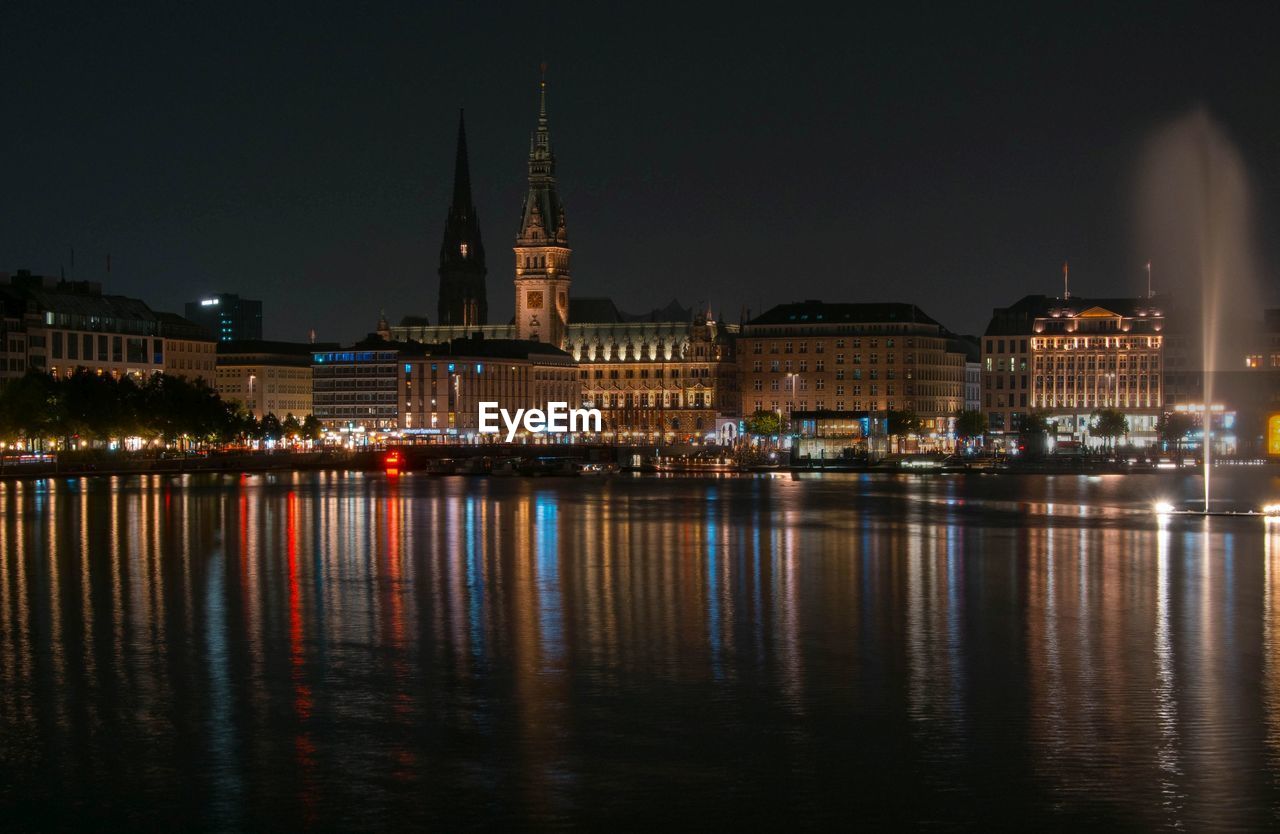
[48,331,157,364]
[985,338,1030,354]
[581,367,710,380]
[572,346,718,361]
[749,337,922,355]
[1032,355,1160,368]
[986,374,1029,390]
[1034,396,1158,408]
[592,393,709,408]
[750,400,919,413]
[1034,337,1161,350]
[1035,377,1159,389]
[214,368,310,378]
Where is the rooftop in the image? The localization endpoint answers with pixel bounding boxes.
[984,294,1166,336]
[747,300,945,329]
[219,339,339,356]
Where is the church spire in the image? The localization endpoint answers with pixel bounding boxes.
[451,109,473,213]
[437,109,487,327]
[539,63,548,119]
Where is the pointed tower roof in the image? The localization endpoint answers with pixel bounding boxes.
[440,109,486,269]
[518,65,567,245]
[451,109,474,213]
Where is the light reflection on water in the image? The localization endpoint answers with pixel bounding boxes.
[2,471,1280,828]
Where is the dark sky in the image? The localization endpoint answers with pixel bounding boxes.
[2,1,1278,342]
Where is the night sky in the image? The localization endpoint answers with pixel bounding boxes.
[2,2,1278,342]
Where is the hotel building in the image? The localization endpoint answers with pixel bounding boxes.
[982,295,1165,447]
[737,301,967,443]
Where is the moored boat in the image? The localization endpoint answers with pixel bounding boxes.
[651,453,740,474]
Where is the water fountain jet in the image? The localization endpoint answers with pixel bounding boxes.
[1136,109,1261,515]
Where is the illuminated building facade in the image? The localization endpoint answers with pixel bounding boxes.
[569,304,738,441]
[157,312,217,384]
[0,270,213,383]
[217,340,333,420]
[983,295,1165,447]
[738,301,966,443]
[314,334,579,440]
[399,337,578,440]
[385,74,740,441]
[964,359,982,413]
[791,410,885,461]
[311,344,402,433]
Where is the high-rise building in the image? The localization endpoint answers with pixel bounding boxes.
[513,71,571,348]
[185,293,263,342]
[437,111,488,328]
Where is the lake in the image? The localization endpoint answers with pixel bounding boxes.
[2,470,1280,829]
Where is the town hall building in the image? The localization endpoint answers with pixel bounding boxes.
[385,72,739,441]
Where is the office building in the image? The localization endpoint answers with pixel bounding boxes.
[217,340,335,420]
[185,293,263,342]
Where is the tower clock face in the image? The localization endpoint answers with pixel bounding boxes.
[527,290,544,309]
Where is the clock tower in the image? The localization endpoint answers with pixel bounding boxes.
[514,68,571,348]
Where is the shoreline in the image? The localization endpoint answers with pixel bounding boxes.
[0,449,1267,480]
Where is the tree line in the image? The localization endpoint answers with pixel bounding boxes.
[0,370,322,450]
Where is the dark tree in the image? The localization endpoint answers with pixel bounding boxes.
[745,409,782,436]
[260,413,283,442]
[301,414,323,442]
[887,409,921,438]
[1090,408,1129,453]
[954,410,988,444]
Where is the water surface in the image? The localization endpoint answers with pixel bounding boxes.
[2,471,1280,829]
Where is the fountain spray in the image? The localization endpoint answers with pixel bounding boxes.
[1136,108,1260,514]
